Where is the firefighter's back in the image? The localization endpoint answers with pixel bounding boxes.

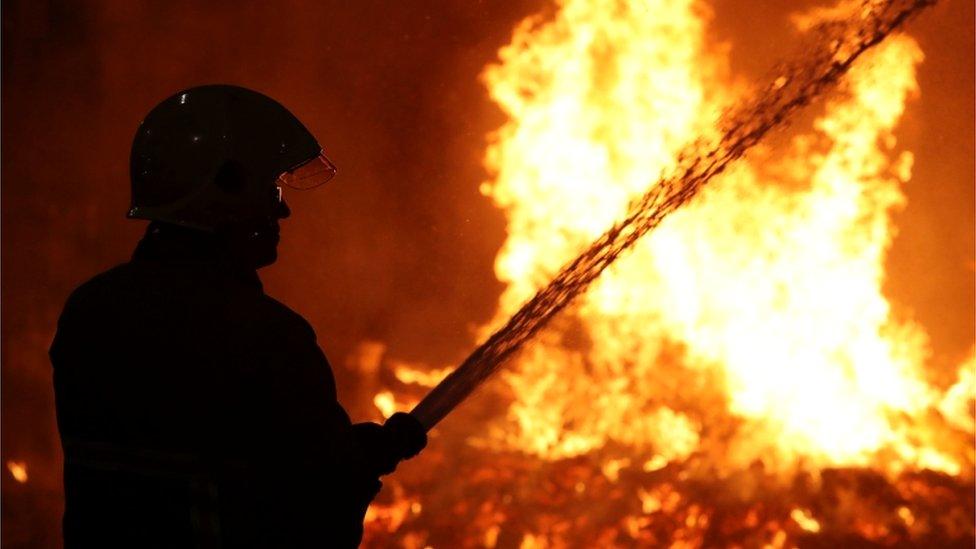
[51,229,360,548]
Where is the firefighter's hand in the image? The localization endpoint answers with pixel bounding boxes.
[383,412,427,460]
[352,413,427,477]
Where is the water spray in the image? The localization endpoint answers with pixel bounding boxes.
[411,0,936,430]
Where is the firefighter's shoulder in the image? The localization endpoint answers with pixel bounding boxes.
[251,292,319,343]
[56,262,133,316]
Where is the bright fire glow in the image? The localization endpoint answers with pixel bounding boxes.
[364,1,974,545]
[374,387,420,420]
[790,508,821,532]
[7,460,28,484]
[479,0,965,475]
[374,390,397,419]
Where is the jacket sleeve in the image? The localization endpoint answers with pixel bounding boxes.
[249,306,380,546]
[258,310,356,462]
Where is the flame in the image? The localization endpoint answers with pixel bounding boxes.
[482,0,724,463]
[480,0,965,476]
[374,390,398,419]
[363,480,421,537]
[393,363,454,388]
[939,349,976,434]
[374,388,419,420]
[7,460,28,484]
[363,1,973,545]
[790,508,821,532]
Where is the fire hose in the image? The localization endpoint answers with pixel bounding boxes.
[409,0,937,431]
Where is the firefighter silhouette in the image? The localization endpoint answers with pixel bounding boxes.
[50,85,426,548]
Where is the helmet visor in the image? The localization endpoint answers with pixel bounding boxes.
[277,151,337,190]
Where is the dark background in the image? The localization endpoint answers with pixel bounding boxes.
[3,1,972,546]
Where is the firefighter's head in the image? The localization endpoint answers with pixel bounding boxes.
[128,85,336,267]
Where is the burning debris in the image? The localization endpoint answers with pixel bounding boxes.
[365,0,974,546]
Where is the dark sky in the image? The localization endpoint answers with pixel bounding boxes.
[2,1,972,546]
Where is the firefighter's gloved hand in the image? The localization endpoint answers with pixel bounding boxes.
[352,413,427,477]
[383,412,427,460]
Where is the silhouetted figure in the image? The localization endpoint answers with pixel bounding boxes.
[50,85,425,548]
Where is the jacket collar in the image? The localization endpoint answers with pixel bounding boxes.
[131,223,263,291]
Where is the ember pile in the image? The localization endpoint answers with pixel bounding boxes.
[360,0,975,546]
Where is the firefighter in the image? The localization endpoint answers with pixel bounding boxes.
[50,85,426,548]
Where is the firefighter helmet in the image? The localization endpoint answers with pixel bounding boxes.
[128,85,336,231]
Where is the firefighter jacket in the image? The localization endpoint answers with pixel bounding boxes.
[50,227,378,548]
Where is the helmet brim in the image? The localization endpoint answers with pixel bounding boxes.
[276,151,337,190]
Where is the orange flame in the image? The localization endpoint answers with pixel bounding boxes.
[479,0,967,477]
[363,1,973,546]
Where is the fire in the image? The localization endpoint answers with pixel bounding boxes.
[481,0,724,463]
[940,349,976,434]
[373,388,419,420]
[364,481,423,540]
[6,460,28,484]
[374,390,398,419]
[363,0,973,546]
[790,508,821,533]
[480,0,964,476]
